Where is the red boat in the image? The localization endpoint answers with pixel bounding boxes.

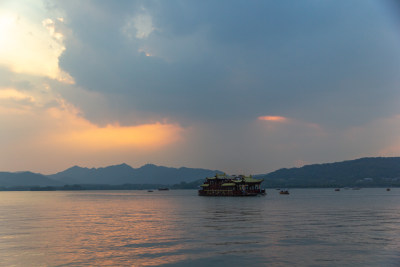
[198,174,266,196]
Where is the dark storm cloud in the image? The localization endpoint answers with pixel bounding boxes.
[55,0,400,127]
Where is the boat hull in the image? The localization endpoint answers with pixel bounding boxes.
[198,189,265,197]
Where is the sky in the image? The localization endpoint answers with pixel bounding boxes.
[1,0,400,175]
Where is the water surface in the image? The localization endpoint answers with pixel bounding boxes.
[0,188,399,266]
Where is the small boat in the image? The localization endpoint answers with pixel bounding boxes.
[386,188,391,191]
[147,190,153,192]
[158,188,169,191]
[279,190,289,195]
[334,188,340,191]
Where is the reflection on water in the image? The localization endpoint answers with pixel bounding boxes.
[0,189,399,266]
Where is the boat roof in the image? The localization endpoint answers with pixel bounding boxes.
[234,177,263,183]
[206,175,263,183]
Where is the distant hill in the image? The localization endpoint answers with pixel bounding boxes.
[257,157,400,187]
[1,158,400,189]
[47,163,137,185]
[47,163,223,185]
[0,172,62,187]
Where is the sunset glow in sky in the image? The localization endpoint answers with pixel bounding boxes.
[1,0,400,174]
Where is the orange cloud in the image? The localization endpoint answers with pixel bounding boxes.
[0,88,35,102]
[44,103,183,151]
[61,123,183,150]
[1,96,183,154]
[0,96,185,173]
[258,115,288,122]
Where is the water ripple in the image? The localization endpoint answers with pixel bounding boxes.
[0,189,399,266]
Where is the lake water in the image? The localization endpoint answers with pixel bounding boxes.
[0,188,399,266]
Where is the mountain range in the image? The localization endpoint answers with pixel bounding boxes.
[48,163,223,185]
[0,164,222,188]
[1,157,400,189]
[257,157,400,187]
[0,172,62,187]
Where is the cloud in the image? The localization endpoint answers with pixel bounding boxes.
[342,114,400,157]
[258,116,288,122]
[123,12,154,40]
[46,102,183,150]
[54,0,400,129]
[6,94,183,151]
[0,93,184,173]
[42,18,65,42]
[257,115,323,134]
[0,10,73,83]
[2,1,400,174]
[0,88,35,102]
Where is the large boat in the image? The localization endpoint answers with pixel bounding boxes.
[198,174,266,196]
